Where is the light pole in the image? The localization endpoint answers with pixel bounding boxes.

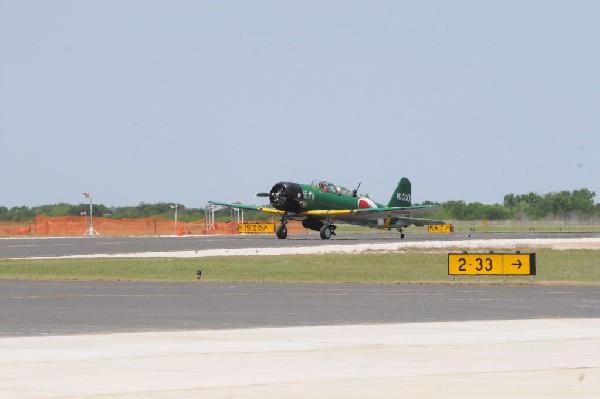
[82,192,99,236]
[170,204,178,235]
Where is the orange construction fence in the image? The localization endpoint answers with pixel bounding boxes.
[0,215,307,237]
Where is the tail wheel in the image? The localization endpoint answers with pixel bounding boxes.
[276,225,288,239]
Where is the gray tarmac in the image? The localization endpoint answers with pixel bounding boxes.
[1,279,599,337]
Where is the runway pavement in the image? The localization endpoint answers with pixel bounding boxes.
[2,231,599,258]
[2,281,599,337]
[1,233,599,398]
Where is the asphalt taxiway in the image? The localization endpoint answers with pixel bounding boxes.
[2,281,599,337]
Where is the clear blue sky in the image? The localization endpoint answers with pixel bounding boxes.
[2,1,598,208]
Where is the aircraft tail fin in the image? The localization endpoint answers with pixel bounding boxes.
[388,177,411,207]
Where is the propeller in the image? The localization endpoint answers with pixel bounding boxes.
[256,192,270,197]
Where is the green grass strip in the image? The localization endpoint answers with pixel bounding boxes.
[1,250,598,285]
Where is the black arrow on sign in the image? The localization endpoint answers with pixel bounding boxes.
[512,260,522,269]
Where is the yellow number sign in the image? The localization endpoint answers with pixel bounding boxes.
[448,253,536,275]
[238,223,276,234]
[428,224,453,233]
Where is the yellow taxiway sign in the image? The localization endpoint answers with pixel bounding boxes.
[448,252,536,275]
[238,223,276,234]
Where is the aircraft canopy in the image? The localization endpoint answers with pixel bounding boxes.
[310,179,354,197]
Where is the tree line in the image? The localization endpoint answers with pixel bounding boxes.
[1,189,598,222]
[429,188,599,221]
[0,202,204,222]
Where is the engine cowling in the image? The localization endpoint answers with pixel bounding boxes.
[269,182,304,213]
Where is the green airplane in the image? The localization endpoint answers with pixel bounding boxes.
[209,177,445,240]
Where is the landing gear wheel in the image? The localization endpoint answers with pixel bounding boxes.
[276,225,288,239]
[397,227,405,239]
[319,225,332,240]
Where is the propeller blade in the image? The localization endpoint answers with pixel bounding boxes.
[256,192,270,197]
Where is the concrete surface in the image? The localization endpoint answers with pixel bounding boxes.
[1,318,598,398]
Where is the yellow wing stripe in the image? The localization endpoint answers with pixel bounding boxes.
[302,210,359,216]
[257,207,286,215]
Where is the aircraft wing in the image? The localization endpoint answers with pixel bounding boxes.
[326,205,445,226]
[208,201,445,226]
[207,201,286,215]
[208,201,355,219]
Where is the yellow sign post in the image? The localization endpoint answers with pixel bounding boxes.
[448,252,536,278]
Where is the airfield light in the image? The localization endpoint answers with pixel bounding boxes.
[170,204,178,235]
[82,193,99,236]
